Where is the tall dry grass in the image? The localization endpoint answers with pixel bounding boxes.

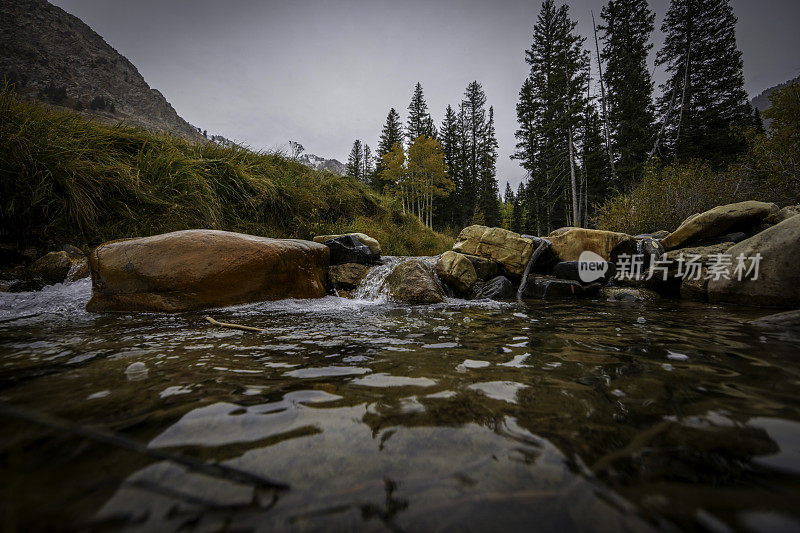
[0,88,451,255]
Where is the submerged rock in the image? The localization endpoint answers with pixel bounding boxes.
[601,287,660,302]
[313,233,381,257]
[329,263,370,290]
[708,215,800,307]
[547,228,636,262]
[522,276,602,298]
[473,275,516,300]
[385,258,445,304]
[86,229,329,313]
[436,251,477,293]
[750,309,800,328]
[320,235,374,265]
[452,225,535,276]
[661,201,779,250]
[125,362,148,381]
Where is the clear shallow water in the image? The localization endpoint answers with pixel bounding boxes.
[2,276,800,531]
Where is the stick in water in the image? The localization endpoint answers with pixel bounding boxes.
[205,316,265,332]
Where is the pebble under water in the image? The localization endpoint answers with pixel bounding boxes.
[1,273,800,531]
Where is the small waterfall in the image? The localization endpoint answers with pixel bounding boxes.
[352,256,403,302]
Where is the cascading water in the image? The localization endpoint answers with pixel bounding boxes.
[351,256,402,302]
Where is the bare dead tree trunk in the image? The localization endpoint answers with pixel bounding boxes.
[568,127,579,227]
[592,11,617,183]
[674,39,692,160]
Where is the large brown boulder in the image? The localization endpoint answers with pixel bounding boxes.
[708,215,800,308]
[661,201,779,250]
[452,225,534,276]
[436,251,477,293]
[86,230,329,312]
[547,228,636,262]
[385,258,445,304]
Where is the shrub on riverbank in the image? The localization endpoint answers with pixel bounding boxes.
[0,89,452,256]
[595,84,800,235]
[593,160,756,234]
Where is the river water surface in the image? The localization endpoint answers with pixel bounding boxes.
[1,264,800,532]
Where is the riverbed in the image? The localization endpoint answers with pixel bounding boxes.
[1,270,800,531]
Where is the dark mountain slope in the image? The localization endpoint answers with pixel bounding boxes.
[0,0,202,140]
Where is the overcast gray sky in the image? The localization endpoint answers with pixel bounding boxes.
[53,0,800,191]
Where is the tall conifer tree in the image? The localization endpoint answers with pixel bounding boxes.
[406,82,437,143]
[582,102,613,224]
[436,105,461,229]
[374,108,404,191]
[362,144,374,185]
[514,0,589,233]
[346,140,364,182]
[599,0,656,190]
[655,0,752,164]
[478,106,501,227]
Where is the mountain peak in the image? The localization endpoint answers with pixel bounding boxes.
[297,153,346,175]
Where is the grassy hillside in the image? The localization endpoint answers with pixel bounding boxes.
[0,89,452,256]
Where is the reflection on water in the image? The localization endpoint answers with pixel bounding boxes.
[2,278,800,531]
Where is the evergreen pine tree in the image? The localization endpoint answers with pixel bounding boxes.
[753,108,765,134]
[599,0,656,190]
[455,81,501,227]
[504,182,515,204]
[406,82,437,143]
[346,140,364,182]
[374,108,404,191]
[514,0,589,233]
[655,0,752,164]
[512,182,527,234]
[456,102,473,226]
[582,101,613,224]
[436,105,461,229]
[362,144,374,185]
[478,106,501,227]
[512,77,542,233]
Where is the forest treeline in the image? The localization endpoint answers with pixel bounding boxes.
[343,0,797,236]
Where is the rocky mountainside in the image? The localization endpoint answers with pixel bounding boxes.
[0,0,202,141]
[751,75,800,112]
[298,153,346,175]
